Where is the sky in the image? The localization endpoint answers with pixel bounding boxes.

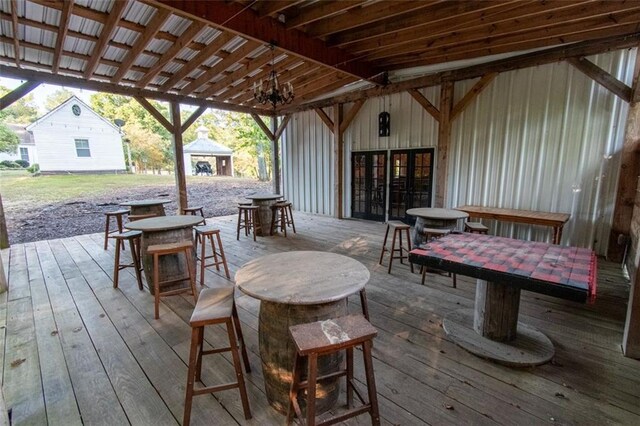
[1,76,95,114]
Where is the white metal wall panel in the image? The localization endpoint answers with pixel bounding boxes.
[282,109,334,216]
[448,49,634,253]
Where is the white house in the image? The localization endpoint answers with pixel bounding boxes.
[25,96,126,173]
[0,123,37,165]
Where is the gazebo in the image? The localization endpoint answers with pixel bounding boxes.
[182,126,234,177]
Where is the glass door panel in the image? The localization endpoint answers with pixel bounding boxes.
[351,151,387,221]
[388,149,434,223]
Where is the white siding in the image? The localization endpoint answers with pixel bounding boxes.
[281,48,633,254]
[29,101,126,172]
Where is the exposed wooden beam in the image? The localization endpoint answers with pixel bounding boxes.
[271,115,281,194]
[315,107,334,132]
[451,72,498,119]
[334,103,344,219]
[199,52,274,99]
[111,8,171,84]
[153,0,380,82]
[286,1,366,29]
[0,65,271,116]
[568,57,632,102]
[180,105,208,134]
[408,89,441,122]
[135,96,172,132]
[251,113,274,140]
[159,32,235,91]
[10,0,19,67]
[274,114,291,140]
[52,0,74,73]
[84,0,127,79]
[170,102,188,213]
[339,100,365,134]
[280,33,640,115]
[0,80,39,110]
[435,81,454,209]
[180,40,260,95]
[136,22,204,88]
[256,1,300,18]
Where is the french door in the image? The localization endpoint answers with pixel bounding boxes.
[351,151,387,221]
[388,149,434,223]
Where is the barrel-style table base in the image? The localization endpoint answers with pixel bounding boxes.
[258,299,347,414]
[412,217,459,247]
[253,199,276,236]
[130,204,166,217]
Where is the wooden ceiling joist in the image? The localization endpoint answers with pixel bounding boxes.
[83,0,127,79]
[10,0,20,68]
[51,0,74,74]
[154,0,381,82]
[198,53,274,99]
[285,1,366,30]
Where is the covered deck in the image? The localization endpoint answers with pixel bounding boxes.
[1,212,637,425]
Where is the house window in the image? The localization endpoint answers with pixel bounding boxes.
[19,147,29,162]
[75,139,91,157]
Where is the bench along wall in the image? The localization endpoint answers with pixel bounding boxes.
[281,48,634,256]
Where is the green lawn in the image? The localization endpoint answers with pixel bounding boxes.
[0,170,178,207]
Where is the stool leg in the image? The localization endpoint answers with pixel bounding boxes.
[346,346,354,408]
[286,354,302,425]
[113,238,121,288]
[452,273,457,288]
[186,248,198,303]
[359,288,370,321]
[306,353,318,425]
[226,318,252,420]
[195,326,204,382]
[199,235,206,287]
[116,215,125,250]
[104,215,110,250]
[378,225,390,265]
[215,232,230,279]
[405,228,414,273]
[199,208,206,225]
[130,237,144,291]
[251,211,258,241]
[183,327,200,426]
[362,340,381,425]
[209,234,220,272]
[232,304,250,373]
[388,229,398,274]
[236,209,243,240]
[421,266,427,285]
[153,253,160,319]
[288,205,296,233]
[280,208,287,238]
[398,230,405,265]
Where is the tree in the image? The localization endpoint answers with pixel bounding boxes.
[229,113,271,181]
[44,88,74,111]
[0,85,39,124]
[123,123,171,173]
[0,122,19,154]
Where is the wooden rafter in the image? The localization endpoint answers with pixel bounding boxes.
[199,53,274,99]
[408,89,440,122]
[180,105,208,134]
[136,22,206,88]
[451,73,498,119]
[52,0,74,73]
[111,8,171,84]
[159,32,235,91]
[256,1,300,18]
[339,100,365,134]
[274,114,291,140]
[286,1,366,29]
[10,0,19,67]
[315,107,334,131]
[251,113,274,140]
[135,96,172,132]
[153,0,380,82]
[0,81,39,110]
[84,0,127,79]
[568,57,632,102]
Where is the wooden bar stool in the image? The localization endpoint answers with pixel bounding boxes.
[183,286,252,425]
[286,315,380,426]
[421,228,457,288]
[465,221,489,234]
[112,230,144,291]
[128,213,157,222]
[378,221,414,274]
[276,201,296,234]
[147,240,197,319]
[194,226,230,283]
[182,206,206,225]
[270,202,294,237]
[103,209,129,250]
[236,205,262,241]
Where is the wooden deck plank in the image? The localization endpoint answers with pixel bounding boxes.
[2,212,639,425]
[24,243,82,425]
[34,240,129,425]
[0,248,9,381]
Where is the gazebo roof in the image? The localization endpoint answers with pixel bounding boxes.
[1,1,638,116]
[183,127,233,155]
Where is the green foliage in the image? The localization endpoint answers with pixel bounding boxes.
[27,163,39,173]
[14,159,29,168]
[124,123,171,173]
[0,85,39,124]
[0,121,19,153]
[44,88,74,111]
[0,160,21,168]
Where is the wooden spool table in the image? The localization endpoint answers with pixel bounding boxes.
[409,233,597,367]
[406,208,469,247]
[235,251,370,415]
[120,198,170,217]
[245,193,282,236]
[125,216,202,294]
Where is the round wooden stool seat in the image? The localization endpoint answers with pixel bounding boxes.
[182,206,206,225]
[103,209,130,250]
[465,221,489,234]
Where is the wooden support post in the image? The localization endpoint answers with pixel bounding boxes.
[624,263,640,358]
[435,81,454,208]
[0,194,8,249]
[333,104,344,218]
[170,102,188,214]
[271,116,280,195]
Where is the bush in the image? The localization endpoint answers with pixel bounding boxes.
[0,160,21,168]
[27,163,39,173]
[14,159,29,168]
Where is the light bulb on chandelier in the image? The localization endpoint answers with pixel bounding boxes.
[253,43,294,109]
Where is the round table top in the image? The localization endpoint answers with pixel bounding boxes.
[406,208,469,220]
[119,198,171,207]
[246,193,282,201]
[236,251,370,305]
[125,215,202,231]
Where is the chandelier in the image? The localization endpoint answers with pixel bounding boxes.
[253,44,294,109]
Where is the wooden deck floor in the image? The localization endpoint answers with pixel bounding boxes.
[1,212,639,425]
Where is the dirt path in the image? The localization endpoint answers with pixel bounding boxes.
[5,178,272,244]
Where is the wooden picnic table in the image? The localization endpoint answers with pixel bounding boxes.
[119,198,170,217]
[409,233,596,367]
[455,205,570,244]
[246,193,282,236]
[235,251,369,415]
[406,207,469,246]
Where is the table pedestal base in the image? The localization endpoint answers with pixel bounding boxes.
[412,217,459,247]
[443,309,554,367]
[253,199,276,236]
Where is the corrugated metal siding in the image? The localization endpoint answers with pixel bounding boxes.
[448,49,634,253]
[282,109,334,216]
